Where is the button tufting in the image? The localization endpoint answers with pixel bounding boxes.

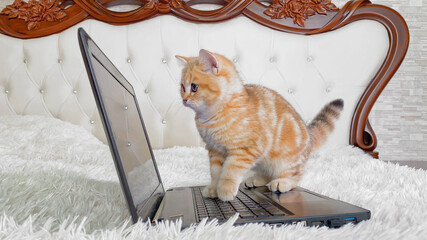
[127,58,131,63]
[288,88,294,94]
[127,142,132,147]
[39,89,44,94]
[90,120,95,124]
[124,106,128,110]
[306,56,314,62]
[161,119,166,124]
[162,58,167,64]
[233,58,238,63]
[269,57,276,63]
[326,87,332,93]
[144,89,149,94]
[23,58,28,64]
[73,90,77,94]
[58,59,63,64]
[5,90,9,94]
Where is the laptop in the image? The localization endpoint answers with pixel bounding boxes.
[78,28,370,228]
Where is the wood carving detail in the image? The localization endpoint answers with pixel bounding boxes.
[170,0,184,8]
[0,0,67,30]
[264,0,338,27]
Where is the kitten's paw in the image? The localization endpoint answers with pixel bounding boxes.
[245,176,268,188]
[217,179,239,201]
[267,179,296,193]
[202,184,218,198]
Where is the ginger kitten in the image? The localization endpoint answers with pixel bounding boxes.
[177,49,343,201]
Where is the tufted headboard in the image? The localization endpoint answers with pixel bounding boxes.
[0,0,409,158]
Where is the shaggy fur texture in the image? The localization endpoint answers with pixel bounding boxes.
[0,115,426,239]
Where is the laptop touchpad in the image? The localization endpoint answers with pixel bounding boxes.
[264,191,328,204]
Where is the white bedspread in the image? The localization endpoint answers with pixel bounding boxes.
[0,115,426,239]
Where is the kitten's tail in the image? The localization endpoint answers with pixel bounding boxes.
[308,99,344,151]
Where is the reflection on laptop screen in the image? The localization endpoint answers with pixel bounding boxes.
[88,43,160,212]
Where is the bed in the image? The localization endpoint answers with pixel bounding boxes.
[1,0,425,239]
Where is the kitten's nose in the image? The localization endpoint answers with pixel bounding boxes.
[183,99,188,104]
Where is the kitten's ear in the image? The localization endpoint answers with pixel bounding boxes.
[175,55,191,64]
[199,49,219,74]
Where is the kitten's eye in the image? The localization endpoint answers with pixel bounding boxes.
[191,83,198,93]
[181,84,185,93]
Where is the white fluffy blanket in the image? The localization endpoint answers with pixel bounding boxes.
[0,115,426,239]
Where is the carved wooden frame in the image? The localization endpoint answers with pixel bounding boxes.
[0,0,409,158]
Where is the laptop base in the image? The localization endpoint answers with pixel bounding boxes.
[156,185,370,229]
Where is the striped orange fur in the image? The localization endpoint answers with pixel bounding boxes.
[177,49,344,201]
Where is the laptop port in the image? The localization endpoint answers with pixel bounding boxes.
[270,223,283,227]
[327,219,342,228]
[291,221,307,226]
[345,217,357,223]
[310,221,324,227]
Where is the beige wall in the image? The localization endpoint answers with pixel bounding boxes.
[371,0,426,161]
[0,0,425,161]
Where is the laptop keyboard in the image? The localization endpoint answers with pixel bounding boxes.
[192,186,286,222]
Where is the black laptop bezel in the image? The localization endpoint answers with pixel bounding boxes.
[78,28,165,223]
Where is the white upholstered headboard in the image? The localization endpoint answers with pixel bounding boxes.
[0,0,409,158]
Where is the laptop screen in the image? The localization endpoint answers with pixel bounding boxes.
[80,31,164,222]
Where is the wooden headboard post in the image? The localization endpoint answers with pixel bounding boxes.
[0,0,409,158]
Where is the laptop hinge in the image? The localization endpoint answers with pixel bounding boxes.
[137,190,164,222]
[152,195,166,222]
